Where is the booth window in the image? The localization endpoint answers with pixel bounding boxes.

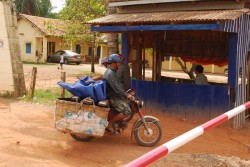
[26,43,31,54]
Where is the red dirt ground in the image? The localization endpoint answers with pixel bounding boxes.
[0,64,249,167]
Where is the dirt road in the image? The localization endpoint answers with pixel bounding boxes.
[0,63,249,167]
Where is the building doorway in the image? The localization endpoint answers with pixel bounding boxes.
[47,42,55,55]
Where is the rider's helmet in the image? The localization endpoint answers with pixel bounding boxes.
[101,57,108,65]
[108,54,122,63]
[101,57,108,67]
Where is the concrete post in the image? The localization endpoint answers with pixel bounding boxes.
[43,37,47,62]
[0,1,26,97]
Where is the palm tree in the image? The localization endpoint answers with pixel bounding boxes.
[13,0,37,15]
[106,0,118,54]
[37,0,53,17]
[12,0,52,17]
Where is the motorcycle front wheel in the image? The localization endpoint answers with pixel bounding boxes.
[70,134,94,142]
[134,119,162,147]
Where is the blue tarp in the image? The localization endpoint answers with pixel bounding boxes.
[57,76,106,102]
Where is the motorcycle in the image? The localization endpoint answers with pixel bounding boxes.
[70,89,162,147]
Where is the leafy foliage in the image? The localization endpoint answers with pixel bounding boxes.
[12,0,107,50]
[60,0,106,22]
[57,0,106,45]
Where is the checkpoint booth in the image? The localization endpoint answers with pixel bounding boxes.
[89,0,250,128]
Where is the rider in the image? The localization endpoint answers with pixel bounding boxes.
[99,56,109,68]
[103,54,133,132]
[89,57,109,81]
[117,54,131,91]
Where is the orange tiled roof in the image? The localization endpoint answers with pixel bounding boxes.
[19,14,69,36]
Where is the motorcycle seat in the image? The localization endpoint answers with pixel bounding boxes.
[98,100,110,108]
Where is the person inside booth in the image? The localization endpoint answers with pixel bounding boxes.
[194,65,209,85]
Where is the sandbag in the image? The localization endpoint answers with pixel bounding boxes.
[55,110,108,137]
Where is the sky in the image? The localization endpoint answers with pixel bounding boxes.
[50,0,66,13]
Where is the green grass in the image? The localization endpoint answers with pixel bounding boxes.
[0,92,14,98]
[22,61,55,65]
[23,62,101,76]
[69,70,100,76]
[24,87,73,104]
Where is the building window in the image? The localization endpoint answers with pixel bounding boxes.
[26,43,31,54]
[47,42,55,55]
[88,47,92,55]
[97,46,101,59]
[76,44,81,54]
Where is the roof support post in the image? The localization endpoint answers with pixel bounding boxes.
[122,33,128,64]
[228,33,238,109]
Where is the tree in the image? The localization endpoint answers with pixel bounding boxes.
[58,0,106,72]
[36,0,53,17]
[60,0,105,21]
[59,0,106,44]
[106,0,118,55]
[175,57,196,79]
[12,0,37,15]
[12,0,53,17]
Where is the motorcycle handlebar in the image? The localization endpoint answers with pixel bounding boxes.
[131,96,136,102]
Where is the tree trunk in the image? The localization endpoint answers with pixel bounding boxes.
[26,0,31,15]
[106,0,118,54]
[91,33,96,73]
[175,57,195,79]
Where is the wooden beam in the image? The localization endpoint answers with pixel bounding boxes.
[118,1,245,13]
[110,0,244,8]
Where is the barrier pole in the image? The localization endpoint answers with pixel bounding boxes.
[125,102,250,167]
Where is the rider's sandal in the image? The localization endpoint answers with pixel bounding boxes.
[105,128,115,134]
[117,129,123,134]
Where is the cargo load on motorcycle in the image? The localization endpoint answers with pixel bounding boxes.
[54,76,162,147]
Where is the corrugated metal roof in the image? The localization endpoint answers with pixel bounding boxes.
[89,9,248,25]
[109,0,197,2]
[109,0,205,7]
[110,0,138,1]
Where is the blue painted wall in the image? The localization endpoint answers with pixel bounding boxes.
[131,80,229,121]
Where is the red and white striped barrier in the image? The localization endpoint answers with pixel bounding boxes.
[125,101,250,167]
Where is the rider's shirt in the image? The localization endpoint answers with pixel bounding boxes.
[103,66,128,100]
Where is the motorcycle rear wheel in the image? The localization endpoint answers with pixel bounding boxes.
[134,119,162,147]
[70,134,94,142]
